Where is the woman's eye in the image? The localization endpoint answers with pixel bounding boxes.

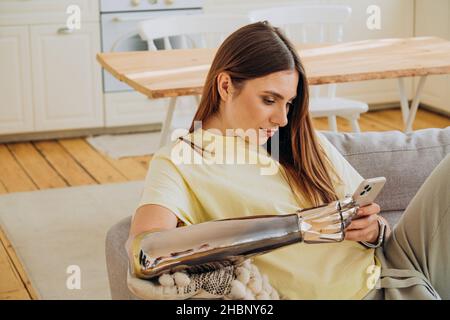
[263,98,275,105]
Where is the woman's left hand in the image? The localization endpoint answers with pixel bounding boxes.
[344,202,381,244]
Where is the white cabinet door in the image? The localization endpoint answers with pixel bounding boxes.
[30,22,103,131]
[0,26,34,134]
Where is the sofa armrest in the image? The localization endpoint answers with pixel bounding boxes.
[105,216,139,300]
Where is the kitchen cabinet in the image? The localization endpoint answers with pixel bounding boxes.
[0,0,99,26]
[30,23,103,131]
[0,26,33,134]
[0,0,103,135]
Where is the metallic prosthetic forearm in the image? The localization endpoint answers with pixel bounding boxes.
[130,196,359,279]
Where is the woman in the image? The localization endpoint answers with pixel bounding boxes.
[127,21,449,300]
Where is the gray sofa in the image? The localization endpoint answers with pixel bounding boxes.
[105,127,450,299]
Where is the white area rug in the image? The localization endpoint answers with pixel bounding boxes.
[86,131,162,159]
[87,105,196,159]
[0,181,144,300]
[86,126,189,159]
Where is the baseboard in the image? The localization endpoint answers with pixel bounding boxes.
[367,102,400,111]
[368,102,450,118]
[419,103,450,118]
[0,123,162,143]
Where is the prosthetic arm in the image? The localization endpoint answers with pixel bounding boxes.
[129,195,359,280]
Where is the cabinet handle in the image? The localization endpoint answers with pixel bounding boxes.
[57,27,74,35]
[112,16,152,22]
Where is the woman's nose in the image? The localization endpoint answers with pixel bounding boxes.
[271,106,289,127]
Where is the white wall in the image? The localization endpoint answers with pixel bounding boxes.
[204,0,416,105]
[205,0,414,40]
[415,0,450,113]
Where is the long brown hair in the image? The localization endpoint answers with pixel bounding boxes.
[189,21,343,207]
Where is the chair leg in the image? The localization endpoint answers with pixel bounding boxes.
[328,115,338,132]
[349,115,361,133]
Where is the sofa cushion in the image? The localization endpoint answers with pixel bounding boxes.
[321,127,450,213]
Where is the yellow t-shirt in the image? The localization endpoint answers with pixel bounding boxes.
[136,128,380,299]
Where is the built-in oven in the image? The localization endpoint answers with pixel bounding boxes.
[100,0,204,93]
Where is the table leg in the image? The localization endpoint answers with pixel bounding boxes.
[405,76,427,133]
[397,76,427,133]
[159,97,177,147]
[397,78,410,125]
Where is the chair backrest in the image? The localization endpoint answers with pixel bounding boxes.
[248,5,352,99]
[139,14,250,50]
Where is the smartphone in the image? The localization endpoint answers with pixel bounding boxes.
[352,177,387,207]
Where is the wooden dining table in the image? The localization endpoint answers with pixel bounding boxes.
[97,36,450,145]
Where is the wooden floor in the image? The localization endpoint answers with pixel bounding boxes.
[0,108,449,299]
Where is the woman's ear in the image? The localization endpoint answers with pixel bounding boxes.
[217,72,234,102]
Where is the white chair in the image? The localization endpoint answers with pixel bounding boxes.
[249,5,369,133]
[139,14,250,147]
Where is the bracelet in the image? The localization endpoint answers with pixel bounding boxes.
[359,217,387,249]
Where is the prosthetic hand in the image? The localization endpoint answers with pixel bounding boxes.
[129,195,359,280]
[127,259,280,300]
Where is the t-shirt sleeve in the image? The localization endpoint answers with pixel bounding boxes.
[315,131,365,198]
[136,154,199,226]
